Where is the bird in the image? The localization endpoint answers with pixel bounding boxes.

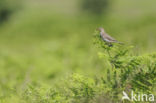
[97,27,123,44]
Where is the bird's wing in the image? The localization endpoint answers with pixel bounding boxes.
[104,33,117,42]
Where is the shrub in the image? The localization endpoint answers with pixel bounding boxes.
[81,0,110,15]
[20,31,156,103]
[93,31,156,102]
[0,0,20,23]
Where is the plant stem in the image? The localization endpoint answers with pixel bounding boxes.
[106,49,114,69]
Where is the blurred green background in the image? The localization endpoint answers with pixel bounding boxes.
[0,0,156,102]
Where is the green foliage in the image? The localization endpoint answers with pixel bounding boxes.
[0,0,156,103]
[18,34,156,103]
[94,32,156,102]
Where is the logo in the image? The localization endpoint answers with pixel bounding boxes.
[122,91,155,102]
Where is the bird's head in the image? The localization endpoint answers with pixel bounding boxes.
[96,27,105,33]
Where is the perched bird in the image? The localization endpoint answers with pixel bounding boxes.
[97,27,123,44]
